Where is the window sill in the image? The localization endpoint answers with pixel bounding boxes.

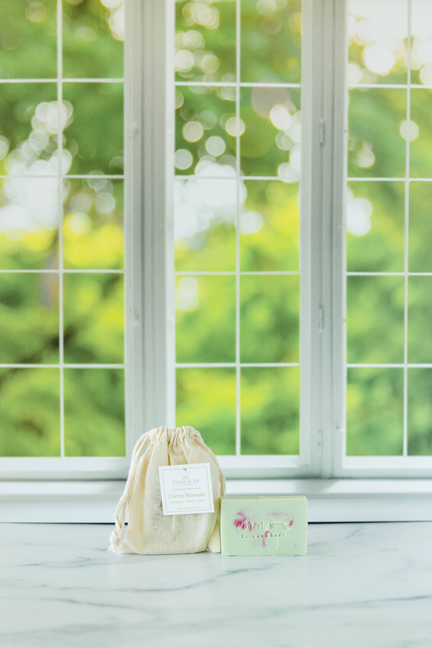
[1,479,432,523]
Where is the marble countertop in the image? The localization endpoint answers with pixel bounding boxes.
[1,521,431,648]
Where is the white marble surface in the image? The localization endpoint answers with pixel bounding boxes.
[1,522,431,648]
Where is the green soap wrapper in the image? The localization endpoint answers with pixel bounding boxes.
[221,496,307,556]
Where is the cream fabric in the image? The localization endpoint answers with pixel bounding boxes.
[109,426,226,555]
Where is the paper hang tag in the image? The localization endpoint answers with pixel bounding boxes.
[159,463,215,516]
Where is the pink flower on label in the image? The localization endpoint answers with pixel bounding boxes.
[234,511,252,531]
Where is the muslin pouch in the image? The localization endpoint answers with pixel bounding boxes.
[109,426,226,554]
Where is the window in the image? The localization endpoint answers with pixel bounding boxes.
[2,0,432,484]
[0,0,133,478]
[334,0,432,477]
[170,0,311,476]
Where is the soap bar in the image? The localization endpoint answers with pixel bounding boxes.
[221,496,307,556]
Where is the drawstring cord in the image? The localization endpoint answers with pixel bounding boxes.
[109,429,155,552]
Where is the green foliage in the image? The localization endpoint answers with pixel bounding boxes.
[63,0,124,79]
[347,276,405,365]
[347,368,403,456]
[240,87,300,176]
[240,181,299,271]
[410,89,432,178]
[176,275,236,363]
[0,83,57,157]
[409,182,432,272]
[348,38,406,86]
[241,367,299,454]
[408,369,432,455]
[0,272,59,364]
[2,0,432,459]
[0,178,59,270]
[63,82,124,174]
[176,368,236,454]
[64,368,125,456]
[63,178,124,270]
[174,177,237,271]
[407,277,432,364]
[347,182,404,273]
[176,220,237,271]
[63,272,124,364]
[0,368,60,457]
[241,0,301,83]
[345,9,432,456]
[175,0,236,83]
[175,85,236,176]
[0,0,57,79]
[173,2,432,457]
[348,88,406,178]
[0,1,125,457]
[240,274,299,363]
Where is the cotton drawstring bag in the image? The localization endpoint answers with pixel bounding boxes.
[109,426,226,554]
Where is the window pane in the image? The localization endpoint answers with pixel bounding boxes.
[0,0,57,79]
[0,368,60,457]
[409,182,432,272]
[174,177,236,271]
[240,86,301,178]
[0,83,59,177]
[347,367,403,456]
[63,82,124,175]
[348,1,408,86]
[64,368,125,457]
[408,368,432,456]
[175,0,236,82]
[348,88,406,178]
[241,0,301,84]
[0,273,59,364]
[63,273,124,364]
[347,181,404,273]
[345,1,426,466]
[175,85,236,176]
[0,0,127,460]
[63,0,124,78]
[173,0,303,460]
[240,274,299,363]
[240,180,299,272]
[410,89,432,179]
[411,1,432,86]
[347,276,404,364]
[176,275,236,363]
[176,367,236,454]
[241,367,299,455]
[63,177,124,270]
[408,276,432,364]
[0,177,59,270]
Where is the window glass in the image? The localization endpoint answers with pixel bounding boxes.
[346,0,432,458]
[174,0,302,456]
[0,0,126,458]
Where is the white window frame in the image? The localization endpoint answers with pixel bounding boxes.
[330,0,432,478]
[165,0,322,479]
[2,0,432,523]
[0,0,147,480]
[165,0,432,482]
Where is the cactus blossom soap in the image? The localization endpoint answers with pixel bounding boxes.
[221,496,307,556]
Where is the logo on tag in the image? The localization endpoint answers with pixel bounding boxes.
[159,463,214,516]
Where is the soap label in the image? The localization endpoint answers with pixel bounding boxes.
[159,463,214,516]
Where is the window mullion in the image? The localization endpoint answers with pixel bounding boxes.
[322,0,347,478]
[299,0,335,477]
[138,0,170,437]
